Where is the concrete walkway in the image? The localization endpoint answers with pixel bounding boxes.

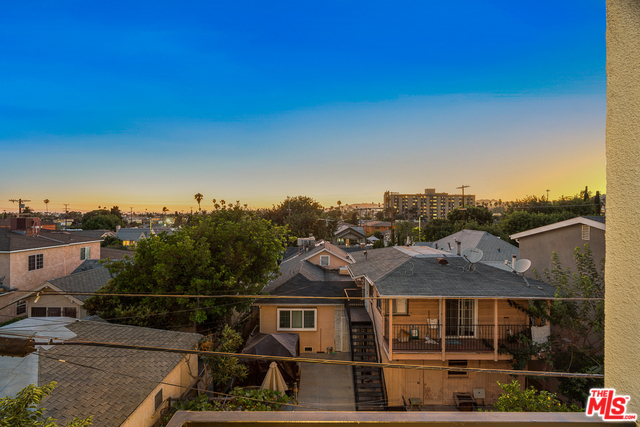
[294,352,356,411]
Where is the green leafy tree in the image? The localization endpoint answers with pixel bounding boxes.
[84,204,287,329]
[375,211,385,221]
[506,245,604,404]
[372,239,385,249]
[492,380,580,412]
[344,211,358,225]
[447,206,493,224]
[100,235,126,250]
[258,196,332,240]
[200,325,248,388]
[0,382,93,427]
[83,214,124,231]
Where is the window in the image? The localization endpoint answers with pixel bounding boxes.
[28,254,44,271]
[154,389,163,411]
[63,307,77,318]
[385,299,408,315]
[47,307,61,317]
[582,225,590,240]
[277,309,316,331]
[445,299,476,337]
[319,255,330,266]
[80,246,91,260]
[448,360,468,378]
[16,301,26,316]
[31,307,46,317]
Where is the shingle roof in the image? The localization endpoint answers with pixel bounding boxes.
[114,228,151,241]
[71,230,114,240]
[335,225,366,238]
[349,246,555,299]
[0,229,100,252]
[510,216,606,239]
[431,230,519,263]
[48,268,113,301]
[265,257,350,292]
[72,259,104,274]
[100,247,132,260]
[256,267,354,306]
[39,320,202,427]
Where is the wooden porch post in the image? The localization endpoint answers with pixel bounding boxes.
[389,299,393,361]
[441,298,446,362]
[493,299,499,362]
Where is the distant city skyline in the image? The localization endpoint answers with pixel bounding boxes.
[1,1,606,213]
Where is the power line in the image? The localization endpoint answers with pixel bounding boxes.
[35,340,602,379]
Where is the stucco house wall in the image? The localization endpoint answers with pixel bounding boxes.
[517,224,605,278]
[259,305,339,353]
[121,354,198,427]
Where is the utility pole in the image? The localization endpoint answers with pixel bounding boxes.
[9,198,31,217]
[130,207,133,224]
[546,189,550,202]
[456,185,470,223]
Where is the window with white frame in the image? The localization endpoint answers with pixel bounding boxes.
[384,298,408,315]
[319,255,330,266]
[277,308,316,331]
[582,225,590,240]
[445,299,476,337]
[28,254,44,271]
[80,246,91,260]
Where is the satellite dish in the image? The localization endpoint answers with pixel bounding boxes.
[461,248,483,263]
[514,259,532,274]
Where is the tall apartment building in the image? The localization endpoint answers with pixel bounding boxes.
[383,188,476,220]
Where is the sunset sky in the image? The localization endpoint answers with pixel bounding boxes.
[0,1,606,213]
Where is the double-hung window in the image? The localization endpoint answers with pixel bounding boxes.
[80,246,91,260]
[28,254,44,271]
[277,308,316,331]
[319,255,330,266]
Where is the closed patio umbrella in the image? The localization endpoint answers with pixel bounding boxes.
[261,361,288,393]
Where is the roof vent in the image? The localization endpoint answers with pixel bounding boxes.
[436,258,448,266]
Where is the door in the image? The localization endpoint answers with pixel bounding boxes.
[445,299,475,337]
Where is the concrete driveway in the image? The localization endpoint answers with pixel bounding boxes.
[294,352,356,411]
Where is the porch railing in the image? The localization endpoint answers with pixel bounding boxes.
[388,324,531,352]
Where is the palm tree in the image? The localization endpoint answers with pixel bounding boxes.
[194,193,204,211]
[162,207,169,215]
[43,199,50,214]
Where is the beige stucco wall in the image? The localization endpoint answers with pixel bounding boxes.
[606,0,640,414]
[517,224,605,278]
[121,354,198,427]
[305,251,350,270]
[259,305,338,353]
[21,288,86,319]
[381,351,517,407]
[0,242,100,319]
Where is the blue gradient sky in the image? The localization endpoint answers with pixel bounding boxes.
[0,1,606,212]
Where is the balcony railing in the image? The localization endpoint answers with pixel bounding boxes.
[388,323,531,352]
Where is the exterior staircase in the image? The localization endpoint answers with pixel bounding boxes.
[344,288,387,411]
[350,319,386,410]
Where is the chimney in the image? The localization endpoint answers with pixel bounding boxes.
[456,241,461,255]
[512,255,517,270]
[116,225,121,233]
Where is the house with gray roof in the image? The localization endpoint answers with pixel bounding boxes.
[333,224,366,246]
[115,227,155,247]
[0,224,102,319]
[256,241,356,354]
[0,317,201,427]
[9,267,113,319]
[510,216,605,278]
[346,245,556,407]
[425,229,519,271]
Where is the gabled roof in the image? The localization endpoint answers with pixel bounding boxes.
[72,259,104,274]
[115,228,152,241]
[10,267,113,304]
[71,229,114,240]
[335,225,366,239]
[363,221,392,227]
[257,261,354,306]
[430,230,519,263]
[265,257,352,293]
[301,241,353,264]
[0,229,101,252]
[510,216,606,240]
[37,320,202,426]
[348,246,555,299]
